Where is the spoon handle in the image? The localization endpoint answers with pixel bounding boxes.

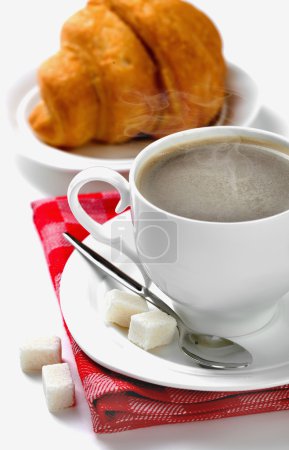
[63,232,181,322]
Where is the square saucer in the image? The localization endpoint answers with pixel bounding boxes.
[60,211,289,391]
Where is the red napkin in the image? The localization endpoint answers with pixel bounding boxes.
[32,192,289,433]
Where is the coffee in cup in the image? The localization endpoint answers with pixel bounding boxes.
[136,137,289,223]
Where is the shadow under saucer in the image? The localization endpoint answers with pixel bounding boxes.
[15,154,129,197]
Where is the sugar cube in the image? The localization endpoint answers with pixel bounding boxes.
[105,289,148,327]
[19,336,62,373]
[42,363,75,412]
[128,310,177,350]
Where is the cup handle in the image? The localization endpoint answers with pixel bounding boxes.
[68,167,152,287]
[68,166,130,244]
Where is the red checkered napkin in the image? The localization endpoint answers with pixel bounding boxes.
[32,192,289,433]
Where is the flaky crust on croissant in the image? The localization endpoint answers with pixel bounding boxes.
[29,0,226,148]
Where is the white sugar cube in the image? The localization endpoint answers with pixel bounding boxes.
[128,310,177,350]
[19,336,62,373]
[105,289,148,327]
[42,363,75,412]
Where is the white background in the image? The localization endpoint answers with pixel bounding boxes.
[1,0,289,449]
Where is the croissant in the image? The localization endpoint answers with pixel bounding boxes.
[29,0,226,148]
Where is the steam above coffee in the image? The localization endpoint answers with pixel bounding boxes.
[137,138,289,222]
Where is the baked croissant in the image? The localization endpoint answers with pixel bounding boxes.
[29,0,226,148]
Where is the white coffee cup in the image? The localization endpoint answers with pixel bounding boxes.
[68,126,289,337]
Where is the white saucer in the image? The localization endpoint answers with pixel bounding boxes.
[60,211,289,391]
[7,62,260,173]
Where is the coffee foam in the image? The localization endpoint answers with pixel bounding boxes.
[137,139,289,222]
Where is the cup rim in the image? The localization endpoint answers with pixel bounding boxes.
[129,126,289,226]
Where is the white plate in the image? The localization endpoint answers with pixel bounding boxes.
[7,62,260,173]
[60,211,289,391]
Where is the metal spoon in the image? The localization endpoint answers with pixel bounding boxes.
[63,232,253,369]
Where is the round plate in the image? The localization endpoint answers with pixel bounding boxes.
[7,62,260,173]
[60,211,289,391]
